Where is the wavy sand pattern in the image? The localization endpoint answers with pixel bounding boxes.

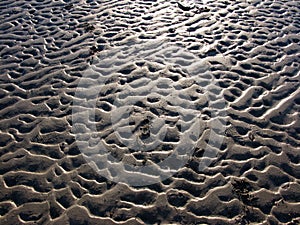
[0,0,300,224]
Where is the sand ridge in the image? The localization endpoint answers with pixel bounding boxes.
[0,0,300,224]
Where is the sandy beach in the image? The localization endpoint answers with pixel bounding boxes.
[0,0,299,224]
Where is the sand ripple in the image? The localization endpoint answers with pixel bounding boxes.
[0,0,299,224]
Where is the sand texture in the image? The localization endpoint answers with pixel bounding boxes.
[0,0,300,224]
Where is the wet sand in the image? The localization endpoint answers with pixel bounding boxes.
[0,0,300,224]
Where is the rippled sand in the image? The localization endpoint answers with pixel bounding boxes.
[0,0,300,224]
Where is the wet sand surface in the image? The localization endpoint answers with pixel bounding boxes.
[0,0,300,224]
